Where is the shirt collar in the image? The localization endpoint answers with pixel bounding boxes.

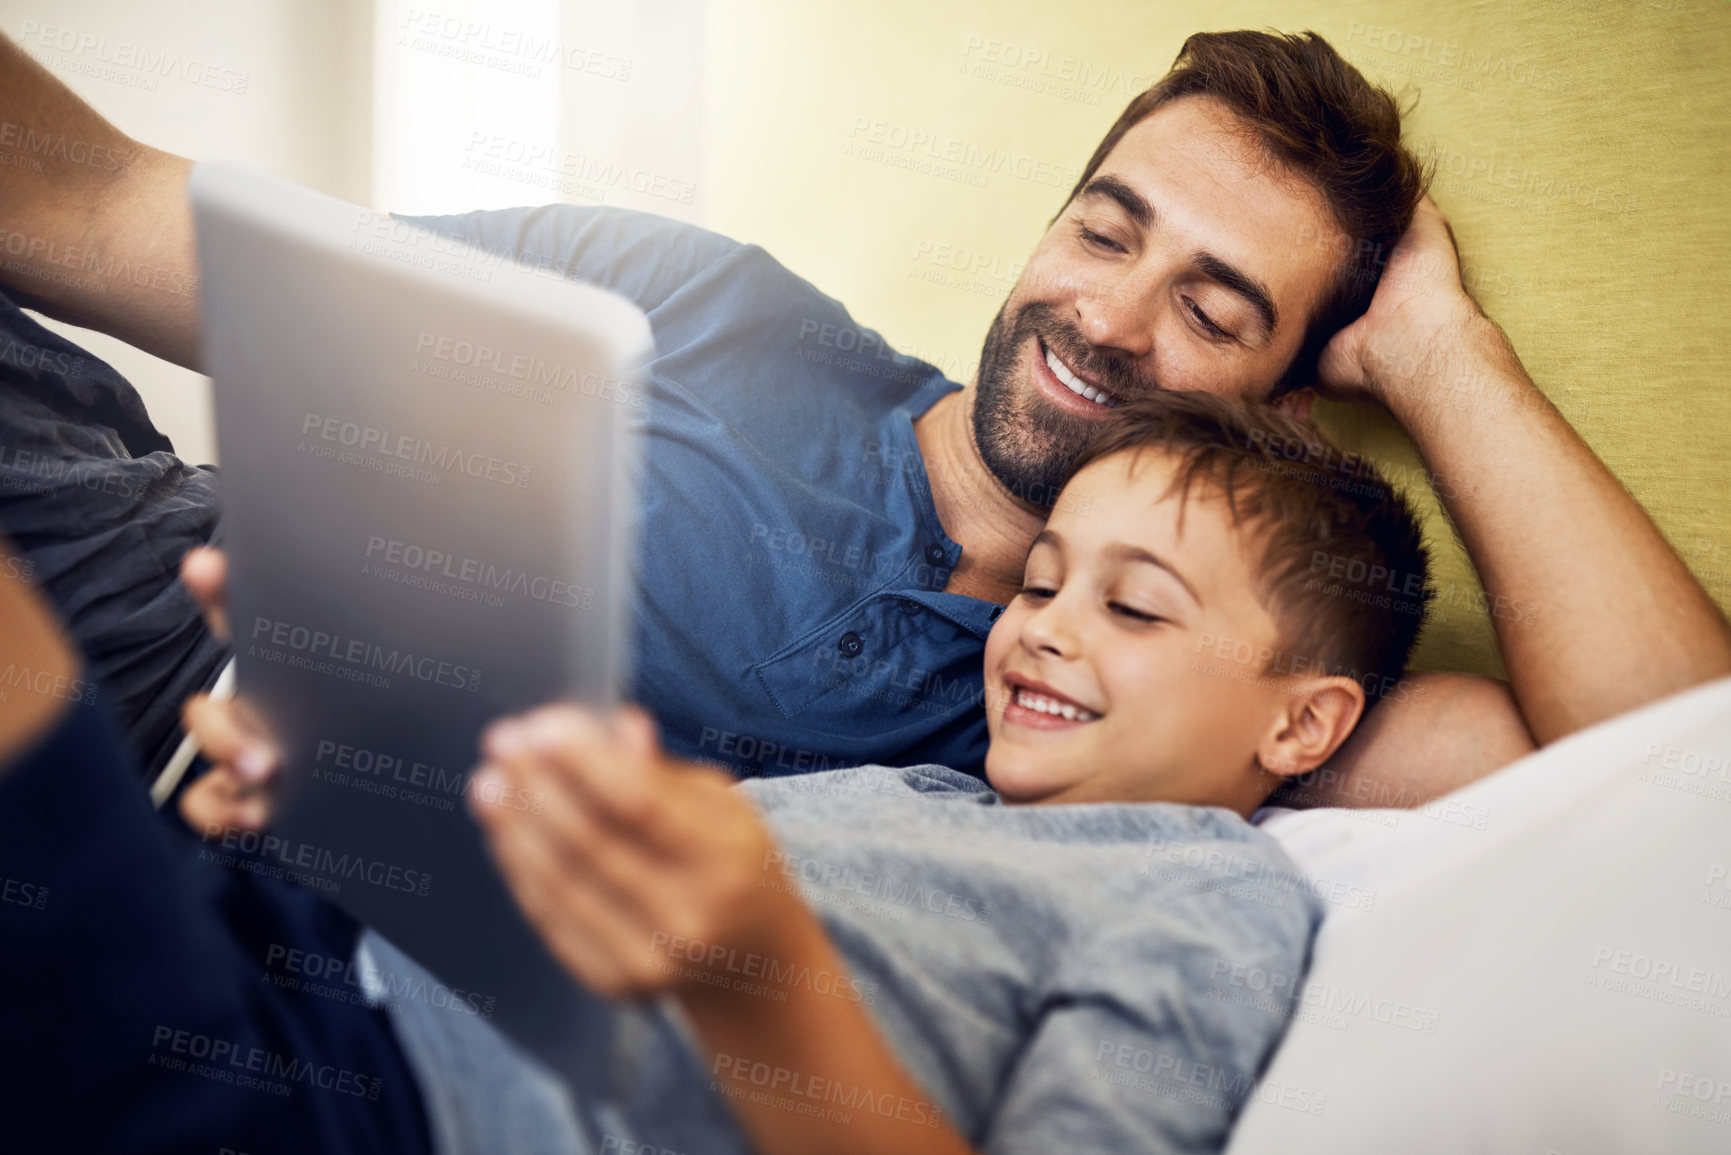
[881,379,1005,639]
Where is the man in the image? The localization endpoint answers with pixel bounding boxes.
[0,29,1722,820]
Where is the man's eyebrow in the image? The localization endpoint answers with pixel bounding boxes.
[1106,542,1204,609]
[1077,174,1280,338]
[1193,251,1278,337]
[1077,174,1154,230]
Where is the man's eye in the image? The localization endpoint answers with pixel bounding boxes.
[1185,297,1233,340]
[1109,601,1162,623]
[1078,225,1125,253]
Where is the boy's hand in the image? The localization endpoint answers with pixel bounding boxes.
[469,703,798,1001]
[178,546,283,834]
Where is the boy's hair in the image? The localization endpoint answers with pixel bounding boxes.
[1064,391,1432,706]
[1059,29,1431,398]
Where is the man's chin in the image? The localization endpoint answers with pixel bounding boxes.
[971,316,1108,503]
[977,402,1099,505]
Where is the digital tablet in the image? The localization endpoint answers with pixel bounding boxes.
[191,160,650,1086]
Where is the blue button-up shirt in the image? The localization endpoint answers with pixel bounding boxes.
[405,206,1001,778]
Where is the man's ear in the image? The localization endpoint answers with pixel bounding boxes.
[1270,388,1316,424]
[1255,677,1366,780]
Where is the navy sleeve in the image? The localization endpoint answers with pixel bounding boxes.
[0,288,227,779]
[0,693,432,1155]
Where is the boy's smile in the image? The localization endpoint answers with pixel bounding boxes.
[1003,670,1103,726]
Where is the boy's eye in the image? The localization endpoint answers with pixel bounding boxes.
[1109,601,1162,623]
[1018,585,1057,601]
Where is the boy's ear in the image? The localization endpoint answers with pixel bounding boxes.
[1255,677,1366,779]
[1270,388,1316,424]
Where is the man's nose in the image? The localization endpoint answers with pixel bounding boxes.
[1073,262,1160,362]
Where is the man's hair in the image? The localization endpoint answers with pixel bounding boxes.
[1059,30,1431,397]
[1064,390,1432,706]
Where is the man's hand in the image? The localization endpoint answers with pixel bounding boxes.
[178,546,282,834]
[1315,194,1510,414]
[1308,193,1731,747]
[469,703,798,1000]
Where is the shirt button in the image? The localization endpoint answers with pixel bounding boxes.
[925,543,946,566]
[898,599,922,616]
[837,631,864,658]
[989,606,1004,621]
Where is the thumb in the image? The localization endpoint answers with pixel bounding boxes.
[180,546,231,642]
[611,704,662,762]
[1315,318,1374,401]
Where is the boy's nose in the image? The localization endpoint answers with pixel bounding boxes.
[1020,595,1082,659]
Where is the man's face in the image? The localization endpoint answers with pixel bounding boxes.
[972,95,1347,502]
[981,449,1289,810]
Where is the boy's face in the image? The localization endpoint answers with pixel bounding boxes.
[981,448,1300,813]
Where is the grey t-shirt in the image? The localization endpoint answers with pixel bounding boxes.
[539,763,1322,1155]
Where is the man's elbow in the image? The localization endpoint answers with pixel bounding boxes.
[1275,671,1537,811]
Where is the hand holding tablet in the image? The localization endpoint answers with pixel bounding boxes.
[191,160,652,1088]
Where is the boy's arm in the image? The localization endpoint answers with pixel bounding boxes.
[1300,197,1731,783]
[0,32,201,369]
[678,897,966,1153]
[468,704,975,1155]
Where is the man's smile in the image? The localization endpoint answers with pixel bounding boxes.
[1034,336,1124,413]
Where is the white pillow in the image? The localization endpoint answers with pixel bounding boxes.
[1227,674,1731,1153]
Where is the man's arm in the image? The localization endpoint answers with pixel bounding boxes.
[0,540,79,764]
[1323,198,1731,748]
[1273,670,1536,810]
[0,32,200,368]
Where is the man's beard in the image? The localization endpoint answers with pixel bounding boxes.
[970,299,1145,508]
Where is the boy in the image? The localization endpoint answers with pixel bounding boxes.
[2,390,1427,1154]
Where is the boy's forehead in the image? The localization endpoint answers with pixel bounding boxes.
[1065,449,1198,521]
[1055,450,1250,568]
